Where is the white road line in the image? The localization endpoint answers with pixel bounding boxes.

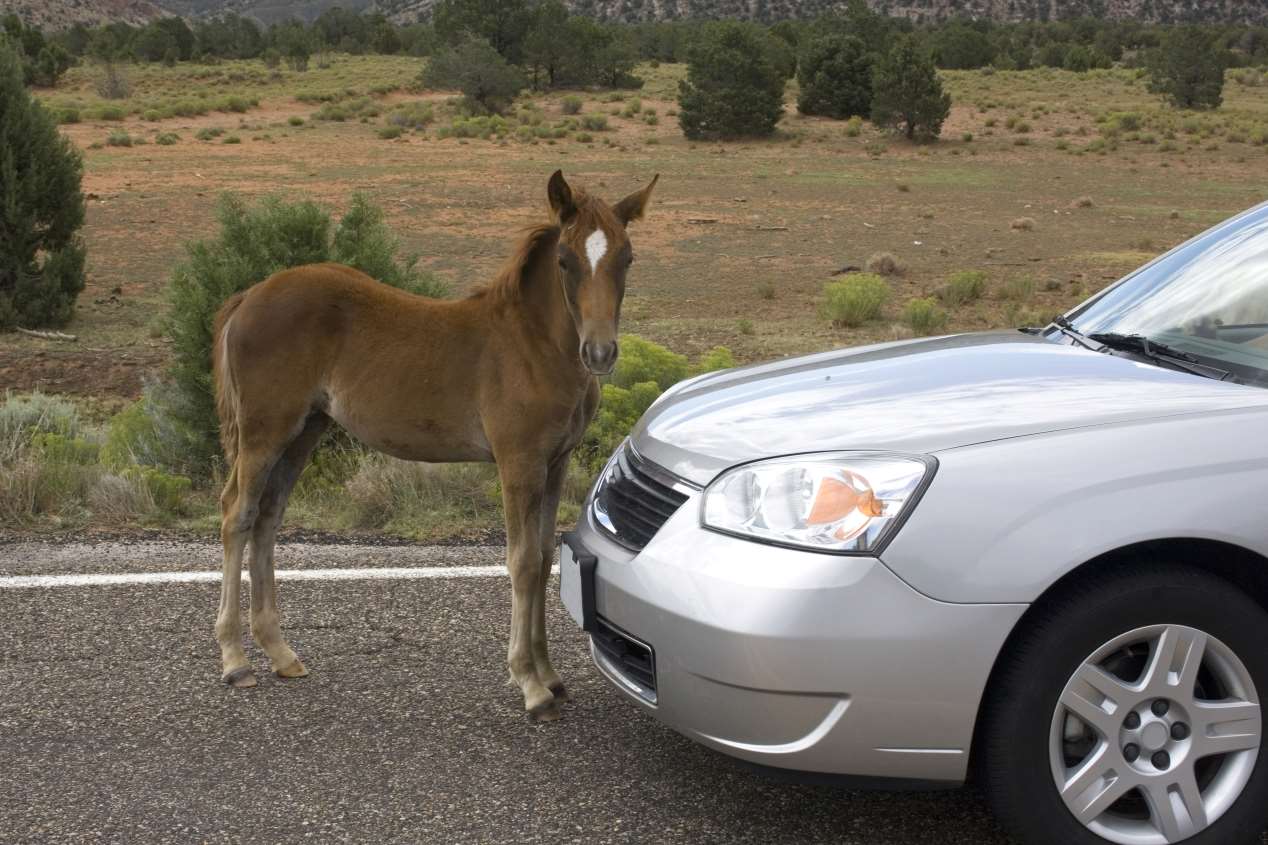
[0,564,556,589]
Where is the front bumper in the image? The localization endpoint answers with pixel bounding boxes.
[573,490,1027,785]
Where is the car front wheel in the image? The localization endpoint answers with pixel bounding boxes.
[978,564,1267,845]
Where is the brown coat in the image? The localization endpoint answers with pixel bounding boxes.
[209,171,657,721]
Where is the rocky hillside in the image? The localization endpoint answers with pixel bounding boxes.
[0,0,168,29]
[873,0,1268,25]
[8,0,1268,29]
[373,0,1268,25]
[154,0,373,24]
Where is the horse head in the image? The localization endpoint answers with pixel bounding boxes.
[547,169,658,376]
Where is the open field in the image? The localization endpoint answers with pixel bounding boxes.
[5,55,1268,535]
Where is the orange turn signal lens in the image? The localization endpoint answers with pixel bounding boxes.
[701,454,930,553]
[806,474,884,528]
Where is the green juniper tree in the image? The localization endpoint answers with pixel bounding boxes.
[677,22,785,140]
[871,35,952,142]
[797,34,873,119]
[931,22,996,69]
[591,25,639,89]
[2,13,73,86]
[522,0,571,88]
[0,40,86,330]
[132,22,177,63]
[421,37,525,114]
[32,43,73,87]
[841,0,891,55]
[432,0,532,64]
[1147,26,1226,109]
[1062,44,1110,72]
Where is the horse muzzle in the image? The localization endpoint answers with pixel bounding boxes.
[581,340,619,376]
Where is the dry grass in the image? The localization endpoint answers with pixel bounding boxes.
[865,252,905,276]
[0,392,81,463]
[283,450,591,541]
[288,455,508,541]
[0,392,195,530]
[87,472,157,519]
[1000,276,1037,302]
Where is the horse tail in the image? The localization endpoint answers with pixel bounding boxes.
[212,292,247,470]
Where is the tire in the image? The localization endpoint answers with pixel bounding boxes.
[977,563,1267,845]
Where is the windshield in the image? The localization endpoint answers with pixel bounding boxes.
[1065,202,1268,387]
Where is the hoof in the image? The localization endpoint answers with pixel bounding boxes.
[275,658,308,679]
[223,666,258,688]
[549,683,571,703]
[527,700,563,724]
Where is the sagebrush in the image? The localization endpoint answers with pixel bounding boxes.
[0,392,192,527]
[940,271,987,307]
[903,297,949,335]
[821,274,890,327]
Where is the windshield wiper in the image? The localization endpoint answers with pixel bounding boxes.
[1088,332,1233,381]
[1046,314,1101,350]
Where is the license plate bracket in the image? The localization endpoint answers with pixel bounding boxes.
[559,532,597,633]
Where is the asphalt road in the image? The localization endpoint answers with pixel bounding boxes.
[0,539,1018,844]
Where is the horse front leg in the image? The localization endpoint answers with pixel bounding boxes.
[498,457,558,722]
[533,453,571,703]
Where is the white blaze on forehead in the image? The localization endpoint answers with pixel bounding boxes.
[584,228,608,272]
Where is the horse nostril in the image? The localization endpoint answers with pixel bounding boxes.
[582,342,617,371]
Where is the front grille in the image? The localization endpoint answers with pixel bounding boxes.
[592,617,656,703]
[591,444,689,551]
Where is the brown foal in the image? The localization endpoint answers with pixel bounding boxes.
[211,170,657,721]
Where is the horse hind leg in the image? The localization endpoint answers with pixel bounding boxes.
[216,462,254,687]
[249,413,330,679]
[217,445,283,688]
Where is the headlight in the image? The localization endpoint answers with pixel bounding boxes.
[701,453,933,553]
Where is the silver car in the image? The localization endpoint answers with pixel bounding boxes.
[560,202,1268,845]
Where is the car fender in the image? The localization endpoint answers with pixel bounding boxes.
[880,404,1268,604]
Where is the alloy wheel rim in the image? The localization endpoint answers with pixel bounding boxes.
[1049,623,1262,844]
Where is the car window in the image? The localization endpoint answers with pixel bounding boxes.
[1068,203,1268,387]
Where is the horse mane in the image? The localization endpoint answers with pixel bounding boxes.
[472,223,560,305]
[472,189,603,305]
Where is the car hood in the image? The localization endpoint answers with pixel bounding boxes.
[632,331,1268,486]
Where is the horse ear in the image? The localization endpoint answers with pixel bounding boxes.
[613,174,659,227]
[547,170,576,225]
